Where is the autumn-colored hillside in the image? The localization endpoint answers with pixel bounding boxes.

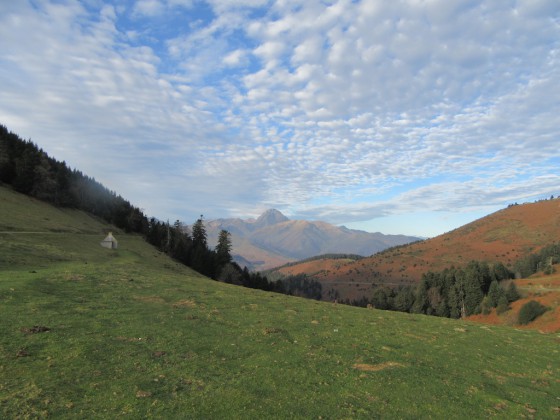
[275,258,358,277]
[270,198,560,301]
[468,269,560,333]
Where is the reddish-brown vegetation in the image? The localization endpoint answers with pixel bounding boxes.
[276,258,355,277]
[271,199,560,303]
[468,270,560,333]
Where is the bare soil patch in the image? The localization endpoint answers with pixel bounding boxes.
[133,295,166,304]
[136,390,152,398]
[20,326,51,334]
[353,362,405,372]
[172,299,197,308]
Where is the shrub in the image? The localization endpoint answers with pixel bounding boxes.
[544,265,556,275]
[518,301,548,325]
[505,282,521,303]
[479,296,491,315]
[495,295,509,315]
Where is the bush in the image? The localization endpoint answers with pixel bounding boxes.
[518,301,548,325]
[495,298,509,315]
[505,282,521,303]
[544,265,556,275]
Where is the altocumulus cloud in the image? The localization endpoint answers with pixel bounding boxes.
[0,0,559,236]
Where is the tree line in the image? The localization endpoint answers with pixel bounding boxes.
[513,242,560,277]
[347,260,521,319]
[4,124,556,312]
[354,243,560,321]
[0,124,148,233]
[0,125,319,297]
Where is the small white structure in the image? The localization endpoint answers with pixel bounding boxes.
[100,232,118,249]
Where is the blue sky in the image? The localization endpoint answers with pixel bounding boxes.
[1,0,559,237]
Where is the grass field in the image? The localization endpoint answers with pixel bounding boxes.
[1,186,559,418]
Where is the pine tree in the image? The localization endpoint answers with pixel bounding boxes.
[487,280,503,308]
[371,287,391,310]
[505,282,521,303]
[393,286,415,312]
[492,262,512,281]
[496,295,509,315]
[192,215,207,249]
[216,229,232,265]
[448,286,462,319]
[435,299,450,317]
[411,280,429,314]
[459,268,484,316]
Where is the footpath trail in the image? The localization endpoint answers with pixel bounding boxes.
[0,231,101,235]
[0,231,61,234]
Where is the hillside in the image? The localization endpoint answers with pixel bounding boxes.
[1,186,559,417]
[468,268,560,333]
[272,199,560,300]
[206,209,420,270]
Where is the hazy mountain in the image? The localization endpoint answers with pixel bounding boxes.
[206,210,421,270]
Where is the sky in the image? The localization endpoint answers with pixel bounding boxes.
[1,0,559,237]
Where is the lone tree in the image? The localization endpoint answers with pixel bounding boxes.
[192,215,207,249]
[216,229,232,265]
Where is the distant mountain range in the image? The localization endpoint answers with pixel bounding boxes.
[267,198,560,301]
[205,209,421,270]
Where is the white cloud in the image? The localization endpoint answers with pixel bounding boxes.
[133,0,165,17]
[223,49,248,67]
[0,0,559,235]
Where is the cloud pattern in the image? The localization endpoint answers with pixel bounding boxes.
[0,0,559,235]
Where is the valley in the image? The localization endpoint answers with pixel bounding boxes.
[1,186,559,417]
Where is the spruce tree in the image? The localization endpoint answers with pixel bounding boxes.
[461,269,484,316]
[216,229,232,265]
[487,280,503,308]
[448,286,462,319]
[393,287,415,312]
[496,295,509,315]
[192,215,208,249]
[411,281,429,314]
[505,282,521,303]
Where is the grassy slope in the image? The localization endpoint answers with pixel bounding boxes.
[1,186,559,418]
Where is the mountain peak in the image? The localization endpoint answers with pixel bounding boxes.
[254,209,289,227]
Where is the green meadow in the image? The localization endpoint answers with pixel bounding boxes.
[1,187,559,418]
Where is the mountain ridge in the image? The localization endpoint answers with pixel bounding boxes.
[206,209,421,270]
[268,198,560,301]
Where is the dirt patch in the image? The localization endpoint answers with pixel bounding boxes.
[133,295,166,304]
[353,362,405,372]
[21,326,50,334]
[172,299,197,308]
[136,390,152,398]
[16,348,30,357]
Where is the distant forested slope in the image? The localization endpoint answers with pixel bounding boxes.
[0,124,286,293]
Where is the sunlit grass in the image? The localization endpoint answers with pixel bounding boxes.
[1,186,559,418]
